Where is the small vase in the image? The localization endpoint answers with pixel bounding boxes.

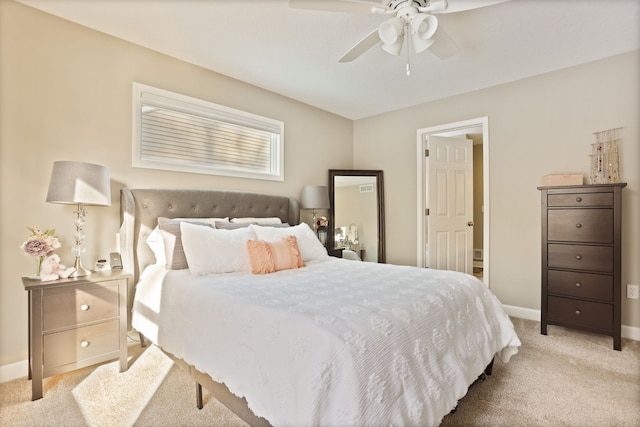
[317,226,328,246]
[30,256,44,280]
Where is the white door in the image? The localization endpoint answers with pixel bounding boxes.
[425,135,474,274]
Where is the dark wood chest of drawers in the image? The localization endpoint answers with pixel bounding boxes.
[538,183,626,350]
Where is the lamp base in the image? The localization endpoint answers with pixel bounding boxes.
[69,257,93,278]
[312,209,318,235]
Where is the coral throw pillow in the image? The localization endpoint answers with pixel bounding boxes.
[247,236,304,274]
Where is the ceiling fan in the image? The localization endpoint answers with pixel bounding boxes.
[289,0,508,74]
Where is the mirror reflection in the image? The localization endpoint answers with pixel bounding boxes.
[329,169,385,263]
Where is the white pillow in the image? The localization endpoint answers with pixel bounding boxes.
[145,217,230,265]
[250,223,329,262]
[231,217,282,225]
[180,221,257,275]
[145,226,166,265]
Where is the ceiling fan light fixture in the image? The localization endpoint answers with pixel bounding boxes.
[410,13,438,54]
[411,13,438,41]
[381,37,404,56]
[378,16,404,44]
[412,34,435,53]
[379,16,405,56]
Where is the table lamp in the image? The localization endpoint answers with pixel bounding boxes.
[300,185,330,234]
[46,161,111,277]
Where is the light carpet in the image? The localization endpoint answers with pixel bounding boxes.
[71,344,173,427]
[1,318,639,426]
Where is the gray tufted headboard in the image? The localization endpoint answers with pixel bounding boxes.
[119,188,300,285]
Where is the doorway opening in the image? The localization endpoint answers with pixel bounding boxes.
[416,117,489,286]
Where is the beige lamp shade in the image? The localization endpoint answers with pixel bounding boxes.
[300,186,330,210]
[46,161,111,206]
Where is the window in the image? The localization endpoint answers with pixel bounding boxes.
[132,83,284,181]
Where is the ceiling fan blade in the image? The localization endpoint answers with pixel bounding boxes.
[289,0,381,14]
[437,0,510,14]
[428,26,459,59]
[339,28,381,62]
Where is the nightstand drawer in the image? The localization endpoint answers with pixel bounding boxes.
[547,296,612,332]
[548,209,613,243]
[43,319,119,373]
[43,283,120,331]
[547,244,613,272]
[547,192,613,207]
[547,270,613,302]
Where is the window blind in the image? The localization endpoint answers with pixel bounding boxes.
[133,83,283,181]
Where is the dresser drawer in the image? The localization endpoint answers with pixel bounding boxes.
[547,209,613,243]
[547,192,613,207]
[547,296,612,332]
[547,244,613,272]
[547,270,613,302]
[43,283,120,331]
[43,319,119,374]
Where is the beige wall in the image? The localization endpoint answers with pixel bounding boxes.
[0,1,353,366]
[353,50,640,328]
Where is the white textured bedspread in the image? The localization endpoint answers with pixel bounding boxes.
[132,258,520,426]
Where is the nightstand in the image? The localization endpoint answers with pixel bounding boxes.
[23,270,131,400]
[328,248,344,258]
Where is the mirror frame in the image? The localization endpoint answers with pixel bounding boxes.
[328,169,385,263]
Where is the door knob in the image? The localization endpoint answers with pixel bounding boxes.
[467,221,474,227]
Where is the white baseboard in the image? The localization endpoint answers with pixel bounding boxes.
[0,359,28,383]
[2,306,639,383]
[503,304,540,322]
[503,304,640,342]
[622,324,640,341]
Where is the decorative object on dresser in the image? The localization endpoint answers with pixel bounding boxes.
[46,161,111,277]
[538,183,627,350]
[23,270,131,400]
[541,173,583,187]
[19,226,64,280]
[316,216,329,245]
[300,185,330,234]
[590,127,622,184]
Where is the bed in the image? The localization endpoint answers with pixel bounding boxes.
[121,188,520,427]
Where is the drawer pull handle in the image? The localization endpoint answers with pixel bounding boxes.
[576,197,582,202]
[575,255,582,260]
[80,340,90,348]
[575,223,582,229]
[575,310,581,315]
[80,304,90,311]
[575,282,582,287]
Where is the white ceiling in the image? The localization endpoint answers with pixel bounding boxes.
[18,0,640,120]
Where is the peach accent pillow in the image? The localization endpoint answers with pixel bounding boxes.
[246,236,304,274]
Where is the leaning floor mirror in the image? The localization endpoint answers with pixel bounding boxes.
[328,169,385,263]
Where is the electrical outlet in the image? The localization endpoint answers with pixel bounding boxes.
[627,284,639,300]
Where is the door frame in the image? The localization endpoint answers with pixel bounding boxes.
[416,116,490,286]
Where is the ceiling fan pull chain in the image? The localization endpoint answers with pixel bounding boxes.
[406,22,411,76]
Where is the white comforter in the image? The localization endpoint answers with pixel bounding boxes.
[132,258,520,426]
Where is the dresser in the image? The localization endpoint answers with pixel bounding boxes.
[23,270,131,400]
[538,183,626,350]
